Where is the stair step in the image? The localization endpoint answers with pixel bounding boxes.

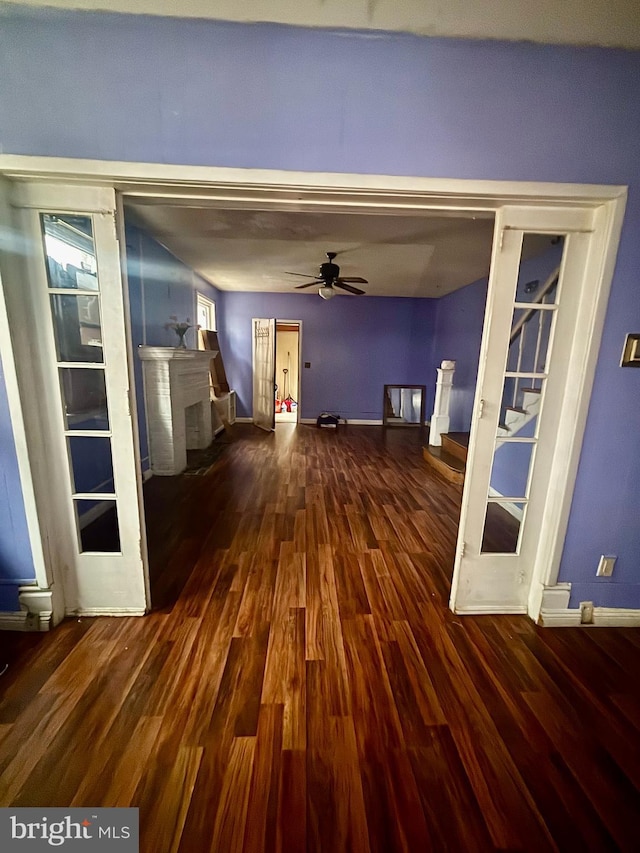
[520,387,541,394]
[423,445,465,484]
[441,432,469,464]
[505,406,527,414]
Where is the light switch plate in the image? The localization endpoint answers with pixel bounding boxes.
[596,555,616,577]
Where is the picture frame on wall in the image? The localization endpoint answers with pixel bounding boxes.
[620,333,640,367]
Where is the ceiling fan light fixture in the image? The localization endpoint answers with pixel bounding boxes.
[319,285,336,300]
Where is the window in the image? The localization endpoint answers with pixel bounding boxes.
[196,293,216,349]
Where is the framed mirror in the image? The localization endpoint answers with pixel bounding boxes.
[383,385,426,427]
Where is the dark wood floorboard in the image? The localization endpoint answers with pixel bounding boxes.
[1,423,639,851]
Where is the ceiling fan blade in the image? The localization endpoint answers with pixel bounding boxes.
[294,281,320,289]
[338,276,368,284]
[334,281,365,295]
[285,271,320,278]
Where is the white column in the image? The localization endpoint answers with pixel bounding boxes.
[430,360,456,446]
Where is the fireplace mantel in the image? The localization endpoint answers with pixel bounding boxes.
[139,346,218,475]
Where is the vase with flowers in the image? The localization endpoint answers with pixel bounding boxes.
[165,316,200,349]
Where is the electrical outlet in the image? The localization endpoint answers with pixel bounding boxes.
[580,601,594,624]
[596,555,616,577]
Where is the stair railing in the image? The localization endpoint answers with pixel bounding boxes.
[508,266,560,408]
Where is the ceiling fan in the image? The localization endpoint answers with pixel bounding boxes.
[286,251,368,299]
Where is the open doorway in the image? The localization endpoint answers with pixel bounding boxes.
[119,196,602,619]
[275,322,300,424]
[0,160,622,627]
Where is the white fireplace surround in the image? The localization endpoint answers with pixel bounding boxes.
[139,346,217,475]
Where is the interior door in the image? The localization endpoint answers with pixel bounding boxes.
[451,205,595,613]
[15,182,148,615]
[252,317,276,431]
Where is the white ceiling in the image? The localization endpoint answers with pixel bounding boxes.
[9,0,640,48]
[126,204,505,298]
[125,205,500,298]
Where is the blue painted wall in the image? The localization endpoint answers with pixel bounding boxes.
[124,223,222,471]
[0,8,638,609]
[220,292,435,421]
[429,276,488,433]
[0,352,36,610]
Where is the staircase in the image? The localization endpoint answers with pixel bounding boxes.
[498,387,541,437]
[423,265,559,482]
[423,431,468,484]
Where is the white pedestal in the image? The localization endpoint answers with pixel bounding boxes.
[139,347,217,475]
[430,360,456,447]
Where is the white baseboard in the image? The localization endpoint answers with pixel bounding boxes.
[235,417,253,423]
[68,607,147,617]
[539,608,583,626]
[18,585,54,630]
[214,424,225,436]
[0,611,36,631]
[142,468,153,482]
[593,607,640,626]
[539,606,640,627]
[453,605,528,615]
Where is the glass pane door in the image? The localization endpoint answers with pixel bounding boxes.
[17,182,148,616]
[41,213,121,553]
[481,235,563,554]
[451,205,595,614]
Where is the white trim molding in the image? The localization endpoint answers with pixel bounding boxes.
[455,605,528,615]
[70,607,147,617]
[18,585,56,631]
[540,582,572,610]
[0,612,36,631]
[0,156,626,209]
[539,606,640,627]
[538,608,583,627]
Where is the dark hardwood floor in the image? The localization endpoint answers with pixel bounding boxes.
[1,423,640,851]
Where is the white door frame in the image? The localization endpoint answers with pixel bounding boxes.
[0,156,626,626]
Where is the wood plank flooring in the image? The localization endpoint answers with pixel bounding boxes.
[2,423,640,851]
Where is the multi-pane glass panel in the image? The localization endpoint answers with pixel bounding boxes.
[489,439,535,499]
[480,234,565,554]
[41,214,98,290]
[41,213,121,554]
[74,500,121,553]
[59,367,109,430]
[67,436,114,494]
[507,306,555,376]
[50,294,103,362]
[481,502,526,554]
